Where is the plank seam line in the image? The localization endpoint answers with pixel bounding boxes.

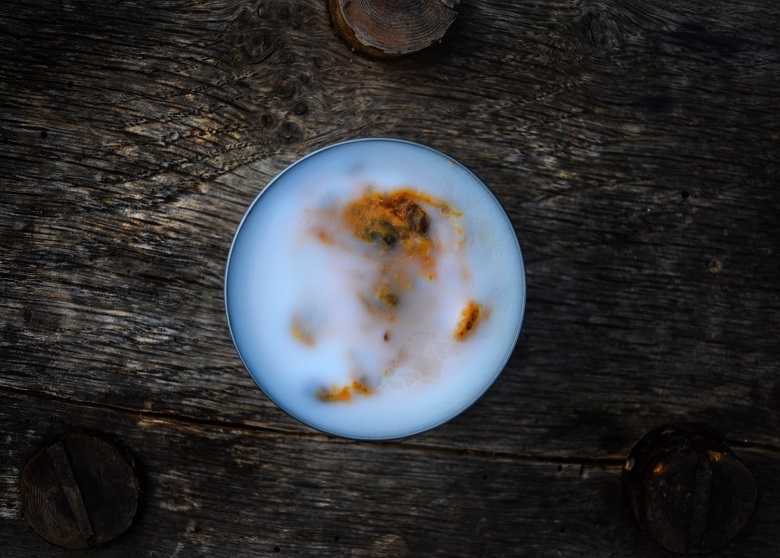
[3,384,779,461]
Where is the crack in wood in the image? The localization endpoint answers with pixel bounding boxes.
[6,382,780,464]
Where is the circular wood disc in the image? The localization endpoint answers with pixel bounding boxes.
[625,424,757,554]
[20,431,142,549]
[329,0,459,58]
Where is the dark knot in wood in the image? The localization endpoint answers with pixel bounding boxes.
[624,424,757,555]
[581,10,625,51]
[20,431,142,549]
[328,0,459,59]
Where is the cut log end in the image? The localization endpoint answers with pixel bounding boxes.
[328,0,458,59]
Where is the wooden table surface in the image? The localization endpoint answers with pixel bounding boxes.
[2,0,779,556]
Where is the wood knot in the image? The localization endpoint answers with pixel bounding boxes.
[708,259,723,273]
[278,121,303,143]
[329,0,458,59]
[581,10,624,51]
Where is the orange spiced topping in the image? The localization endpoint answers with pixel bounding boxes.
[317,379,374,403]
[455,301,482,341]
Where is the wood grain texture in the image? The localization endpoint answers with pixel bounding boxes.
[1,0,779,554]
[20,431,142,548]
[329,0,458,58]
[2,391,780,557]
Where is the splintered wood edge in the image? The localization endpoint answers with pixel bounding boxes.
[328,0,459,59]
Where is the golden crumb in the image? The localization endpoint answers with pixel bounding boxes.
[317,385,352,403]
[342,189,447,276]
[352,380,373,397]
[376,284,399,307]
[316,229,333,244]
[343,190,431,247]
[291,316,315,346]
[454,301,482,341]
[317,379,374,403]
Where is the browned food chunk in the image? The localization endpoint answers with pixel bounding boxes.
[343,188,453,283]
[317,380,374,403]
[454,301,482,341]
[343,190,431,252]
[291,316,316,346]
[317,385,352,403]
[376,283,399,307]
[395,196,430,234]
[351,380,373,397]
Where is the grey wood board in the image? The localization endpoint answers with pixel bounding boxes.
[1,0,779,554]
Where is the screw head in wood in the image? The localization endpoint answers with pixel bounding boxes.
[624,424,757,554]
[20,431,142,549]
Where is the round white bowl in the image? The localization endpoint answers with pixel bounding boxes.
[225,138,526,440]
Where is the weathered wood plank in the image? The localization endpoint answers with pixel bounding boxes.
[2,0,778,456]
[1,391,779,557]
[1,0,780,553]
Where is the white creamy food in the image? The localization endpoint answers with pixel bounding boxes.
[226,139,525,440]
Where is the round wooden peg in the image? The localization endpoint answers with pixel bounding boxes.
[624,424,757,554]
[20,431,142,549]
[328,0,459,59]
